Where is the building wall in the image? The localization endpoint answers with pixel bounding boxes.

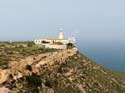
[34,39,69,45]
[34,38,71,50]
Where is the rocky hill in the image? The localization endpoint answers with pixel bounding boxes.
[0,42,125,93]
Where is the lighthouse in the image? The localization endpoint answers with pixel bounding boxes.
[58,25,64,39]
[58,32,64,39]
[34,25,76,49]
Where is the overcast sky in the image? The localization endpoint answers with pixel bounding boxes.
[0,0,125,44]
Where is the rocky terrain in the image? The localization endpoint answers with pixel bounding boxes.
[0,42,125,93]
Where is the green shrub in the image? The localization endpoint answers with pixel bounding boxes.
[26,74,41,87]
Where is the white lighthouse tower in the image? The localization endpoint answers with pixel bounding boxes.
[58,25,64,39]
[59,32,64,39]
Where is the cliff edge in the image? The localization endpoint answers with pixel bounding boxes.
[0,47,125,93]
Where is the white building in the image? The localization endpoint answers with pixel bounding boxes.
[34,32,70,49]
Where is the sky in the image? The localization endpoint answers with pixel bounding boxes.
[0,0,125,43]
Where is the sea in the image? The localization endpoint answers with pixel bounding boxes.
[77,40,125,72]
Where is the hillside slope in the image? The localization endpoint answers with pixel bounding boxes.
[0,42,125,93]
[2,52,125,93]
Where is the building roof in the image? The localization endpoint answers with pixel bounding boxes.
[46,38,68,40]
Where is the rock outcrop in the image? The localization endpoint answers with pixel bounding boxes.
[0,48,77,90]
[0,70,10,84]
